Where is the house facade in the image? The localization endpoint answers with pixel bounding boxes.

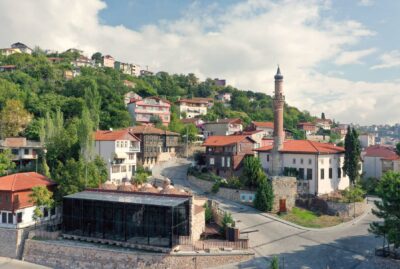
[127,96,171,126]
[315,118,332,130]
[115,62,141,76]
[359,133,376,149]
[203,118,243,138]
[10,42,32,54]
[0,48,21,56]
[94,129,141,184]
[216,92,231,102]
[127,126,180,168]
[102,55,115,68]
[297,122,318,135]
[247,121,274,138]
[72,55,95,68]
[0,137,44,170]
[177,98,209,119]
[256,140,350,195]
[362,145,398,179]
[203,135,256,178]
[0,172,57,229]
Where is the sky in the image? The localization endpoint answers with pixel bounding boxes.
[0,0,399,125]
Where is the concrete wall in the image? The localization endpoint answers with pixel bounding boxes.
[363,156,382,179]
[188,176,256,204]
[23,239,253,269]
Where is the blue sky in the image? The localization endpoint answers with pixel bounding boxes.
[99,0,400,83]
[0,0,399,124]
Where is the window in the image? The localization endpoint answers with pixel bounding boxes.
[0,194,2,204]
[112,165,120,173]
[24,149,29,155]
[1,212,7,223]
[226,157,231,168]
[8,213,13,224]
[17,212,22,223]
[209,158,215,165]
[5,194,9,203]
[308,159,312,165]
[221,157,225,167]
[338,167,342,178]
[44,208,49,218]
[320,169,325,180]
[300,159,304,164]
[329,158,332,164]
[329,168,333,179]
[14,195,19,204]
[293,158,296,164]
[320,159,324,164]
[51,207,56,216]
[298,168,305,180]
[267,155,270,162]
[307,168,312,180]
[343,168,346,177]
[11,149,18,155]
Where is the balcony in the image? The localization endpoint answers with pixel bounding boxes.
[127,146,140,152]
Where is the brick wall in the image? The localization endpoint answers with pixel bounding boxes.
[23,239,254,269]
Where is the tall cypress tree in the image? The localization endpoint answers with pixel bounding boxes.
[344,127,361,185]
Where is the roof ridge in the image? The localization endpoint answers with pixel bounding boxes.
[307,140,320,153]
[11,173,18,191]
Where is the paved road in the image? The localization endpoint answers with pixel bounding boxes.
[154,159,394,269]
[0,257,49,269]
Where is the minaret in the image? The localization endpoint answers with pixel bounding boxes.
[271,66,285,176]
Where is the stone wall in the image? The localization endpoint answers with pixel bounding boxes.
[271,176,297,213]
[188,175,255,204]
[23,239,254,269]
[0,227,30,259]
[326,200,367,218]
[192,208,205,241]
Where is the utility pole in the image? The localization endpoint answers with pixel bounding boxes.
[186,126,188,159]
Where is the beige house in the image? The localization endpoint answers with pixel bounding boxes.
[177,98,210,119]
[102,55,115,68]
[0,137,43,170]
[203,118,243,138]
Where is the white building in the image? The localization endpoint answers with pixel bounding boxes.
[94,129,141,184]
[359,133,375,149]
[0,172,58,229]
[362,145,398,179]
[10,42,32,54]
[203,118,243,138]
[256,140,350,195]
[177,98,210,118]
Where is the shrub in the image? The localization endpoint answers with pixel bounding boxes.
[254,178,274,212]
[204,202,213,223]
[221,212,234,234]
[227,176,243,189]
[340,184,365,203]
[211,181,220,193]
[201,167,209,173]
[270,256,279,269]
[360,177,378,195]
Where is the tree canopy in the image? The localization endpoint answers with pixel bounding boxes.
[343,126,361,185]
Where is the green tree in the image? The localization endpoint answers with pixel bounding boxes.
[29,185,54,223]
[91,52,102,64]
[369,171,400,250]
[132,172,148,185]
[254,178,274,212]
[343,126,361,185]
[0,99,32,138]
[241,156,265,188]
[204,202,213,224]
[0,149,16,176]
[221,212,234,234]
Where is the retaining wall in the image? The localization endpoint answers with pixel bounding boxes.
[23,239,254,269]
[0,227,30,258]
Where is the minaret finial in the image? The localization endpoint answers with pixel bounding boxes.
[274,65,283,80]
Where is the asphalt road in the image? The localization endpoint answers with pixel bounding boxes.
[154,158,393,269]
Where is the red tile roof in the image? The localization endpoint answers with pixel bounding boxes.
[364,145,399,160]
[126,125,179,136]
[205,118,242,125]
[0,172,56,192]
[177,98,209,104]
[252,121,274,128]
[203,135,255,147]
[94,129,140,141]
[297,122,316,126]
[255,140,344,154]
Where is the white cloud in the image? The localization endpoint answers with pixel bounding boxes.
[0,0,398,125]
[371,50,400,70]
[358,0,374,6]
[334,48,376,65]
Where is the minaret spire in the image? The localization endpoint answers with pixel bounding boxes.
[271,66,285,176]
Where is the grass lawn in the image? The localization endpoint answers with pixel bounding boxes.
[278,207,345,228]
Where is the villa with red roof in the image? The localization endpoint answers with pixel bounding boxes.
[0,172,57,228]
[203,135,256,177]
[362,145,400,179]
[256,140,350,195]
[127,96,171,126]
[94,129,141,184]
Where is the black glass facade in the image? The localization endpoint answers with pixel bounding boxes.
[62,196,190,248]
